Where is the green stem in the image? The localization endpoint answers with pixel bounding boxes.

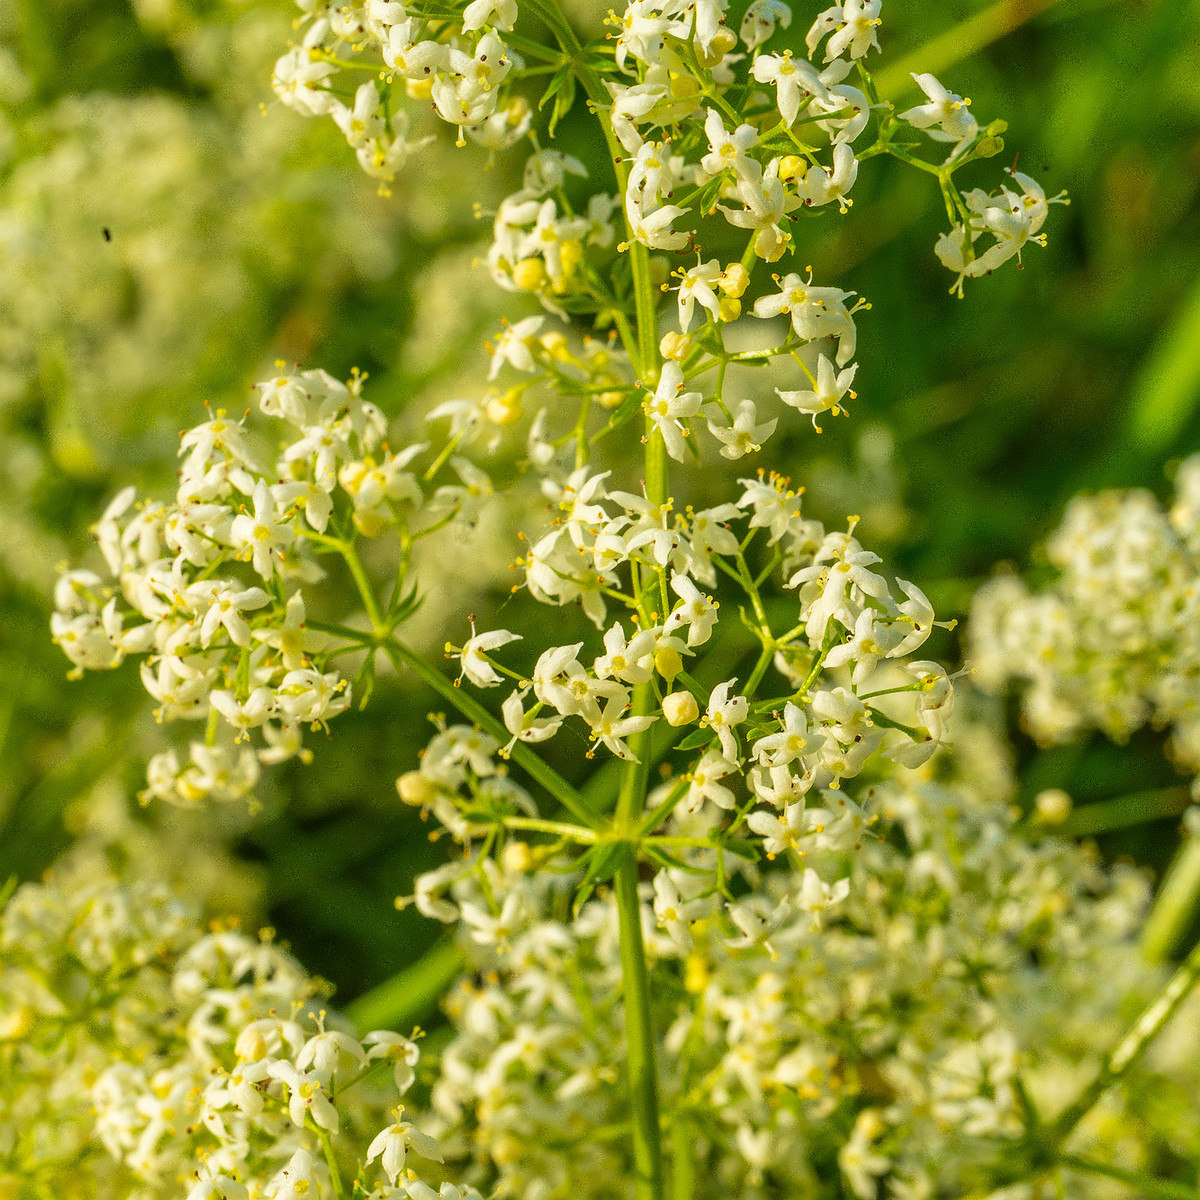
[1141,837,1200,964]
[1057,1154,1200,1200]
[1048,935,1200,1147]
[314,1123,346,1200]
[384,637,599,830]
[614,853,665,1200]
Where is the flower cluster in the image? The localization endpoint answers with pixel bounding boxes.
[0,871,456,1200]
[49,366,484,805]
[970,455,1200,774]
[400,727,1190,1200]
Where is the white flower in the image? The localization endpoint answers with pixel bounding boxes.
[776,354,858,431]
[229,481,295,580]
[644,362,703,462]
[704,679,749,761]
[662,573,719,646]
[458,625,522,687]
[367,1115,444,1184]
[751,51,828,125]
[899,73,978,145]
[707,400,777,459]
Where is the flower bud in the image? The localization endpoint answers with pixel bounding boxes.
[1034,788,1072,825]
[486,388,524,426]
[694,27,736,66]
[512,258,549,292]
[353,509,390,538]
[502,841,533,872]
[660,331,693,361]
[655,646,684,680]
[718,263,749,297]
[405,78,434,100]
[717,296,741,323]
[777,154,806,184]
[397,771,437,807]
[663,691,699,726]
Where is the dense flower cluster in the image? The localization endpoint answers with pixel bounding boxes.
[49,366,482,805]
[970,455,1200,774]
[0,872,456,1200]
[405,726,1188,1199]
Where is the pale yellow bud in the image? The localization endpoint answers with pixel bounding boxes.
[660,331,693,361]
[540,330,570,359]
[512,257,549,292]
[405,78,434,100]
[717,296,741,323]
[486,388,524,426]
[599,390,626,409]
[0,1005,36,1042]
[777,154,806,184]
[663,691,699,726]
[655,646,684,680]
[397,771,437,806]
[1034,788,1072,825]
[718,263,750,298]
[559,239,584,278]
[694,27,736,66]
[353,509,390,538]
[684,952,711,994]
[503,841,534,872]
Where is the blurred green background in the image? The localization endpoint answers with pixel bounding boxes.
[1,0,1199,1007]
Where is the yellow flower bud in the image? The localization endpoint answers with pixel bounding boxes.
[660,331,693,361]
[559,238,584,278]
[486,388,524,426]
[405,78,434,100]
[684,953,711,993]
[353,509,390,538]
[1034,788,1072,825]
[397,771,437,806]
[694,27,736,66]
[512,257,549,292]
[663,691,699,726]
[540,330,570,359]
[503,841,533,872]
[777,154,806,184]
[655,646,684,680]
[718,263,750,297]
[717,296,741,323]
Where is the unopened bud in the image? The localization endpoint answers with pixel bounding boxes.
[718,263,750,297]
[405,78,434,100]
[486,388,524,426]
[512,257,548,292]
[717,296,741,323]
[655,646,684,680]
[663,691,699,726]
[353,509,390,538]
[777,154,806,184]
[397,771,437,806]
[1034,788,1072,825]
[660,331,693,361]
[694,27,736,66]
[559,239,584,278]
[502,841,533,872]
[975,136,1004,159]
[540,330,570,359]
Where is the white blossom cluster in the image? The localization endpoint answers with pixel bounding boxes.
[0,872,459,1200]
[970,454,1200,772]
[49,366,489,806]
[271,0,1061,298]
[401,734,1184,1199]
[451,467,951,779]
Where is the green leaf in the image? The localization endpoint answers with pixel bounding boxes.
[593,387,645,441]
[572,841,630,916]
[539,60,573,112]
[549,70,577,138]
[673,727,714,751]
